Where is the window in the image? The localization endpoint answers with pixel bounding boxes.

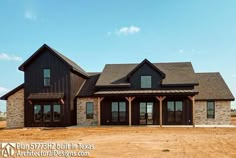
[53,104,61,121]
[34,105,42,122]
[207,101,215,118]
[111,102,126,122]
[112,102,119,122]
[141,76,152,88]
[119,102,126,122]
[167,101,175,122]
[43,69,51,86]
[86,102,94,119]
[43,105,51,122]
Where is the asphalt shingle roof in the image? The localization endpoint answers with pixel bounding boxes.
[195,73,234,100]
[96,62,198,87]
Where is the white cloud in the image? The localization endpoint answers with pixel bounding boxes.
[24,10,37,21]
[115,26,141,36]
[0,53,22,61]
[0,87,9,95]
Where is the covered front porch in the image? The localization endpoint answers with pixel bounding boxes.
[95,90,197,127]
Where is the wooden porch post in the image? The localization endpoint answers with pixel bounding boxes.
[125,97,135,126]
[188,96,195,127]
[156,96,166,127]
[97,97,104,126]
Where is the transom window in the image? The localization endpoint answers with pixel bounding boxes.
[86,102,94,119]
[43,69,51,87]
[207,101,215,118]
[141,76,152,88]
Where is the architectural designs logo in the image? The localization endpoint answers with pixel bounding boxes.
[1,143,16,157]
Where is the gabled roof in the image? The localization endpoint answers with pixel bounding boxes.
[127,59,165,78]
[96,62,198,87]
[18,44,88,78]
[195,73,235,101]
[0,84,24,100]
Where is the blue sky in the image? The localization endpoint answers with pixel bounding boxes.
[0,0,236,111]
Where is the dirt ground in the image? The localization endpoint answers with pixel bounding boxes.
[0,119,235,158]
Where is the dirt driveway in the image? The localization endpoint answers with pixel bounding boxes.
[0,125,236,158]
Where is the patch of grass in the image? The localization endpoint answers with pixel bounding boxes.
[162,149,170,152]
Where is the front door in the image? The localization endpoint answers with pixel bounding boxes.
[140,102,153,125]
[167,101,183,125]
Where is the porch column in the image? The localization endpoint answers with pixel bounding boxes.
[125,97,135,126]
[156,96,166,127]
[188,96,195,127]
[97,97,104,126]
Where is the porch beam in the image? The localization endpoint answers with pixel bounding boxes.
[188,96,195,128]
[97,97,104,126]
[156,96,166,127]
[125,97,135,126]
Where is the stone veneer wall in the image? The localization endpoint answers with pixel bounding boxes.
[7,88,24,128]
[195,101,231,125]
[77,97,98,126]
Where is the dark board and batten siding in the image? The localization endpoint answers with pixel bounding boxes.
[24,49,82,127]
[129,63,163,89]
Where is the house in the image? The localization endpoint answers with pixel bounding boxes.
[0,44,234,128]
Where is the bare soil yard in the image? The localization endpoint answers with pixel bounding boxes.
[0,119,235,158]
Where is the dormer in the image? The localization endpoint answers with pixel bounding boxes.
[127,59,165,89]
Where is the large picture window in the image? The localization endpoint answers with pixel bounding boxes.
[111,102,126,122]
[43,69,51,86]
[141,76,152,88]
[33,103,62,123]
[207,101,215,118]
[86,102,94,119]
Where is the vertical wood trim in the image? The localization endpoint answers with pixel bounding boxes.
[160,101,162,127]
[156,96,166,127]
[192,96,195,127]
[188,96,195,127]
[125,97,135,126]
[129,99,131,126]
[97,97,104,126]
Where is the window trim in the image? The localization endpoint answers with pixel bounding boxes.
[141,75,152,89]
[207,101,215,119]
[43,68,51,87]
[86,102,94,119]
